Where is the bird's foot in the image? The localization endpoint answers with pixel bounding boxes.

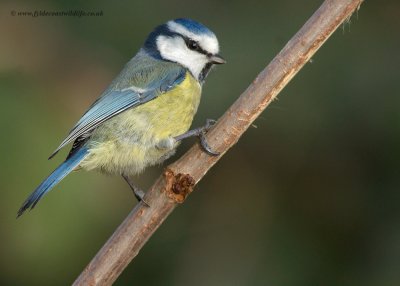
[122,175,150,207]
[174,119,220,156]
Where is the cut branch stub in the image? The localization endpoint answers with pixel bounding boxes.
[162,169,195,203]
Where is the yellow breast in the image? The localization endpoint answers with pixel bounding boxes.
[136,71,202,140]
[81,71,202,175]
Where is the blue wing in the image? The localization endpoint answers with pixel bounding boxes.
[49,55,187,159]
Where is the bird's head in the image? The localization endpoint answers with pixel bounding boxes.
[143,18,226,82]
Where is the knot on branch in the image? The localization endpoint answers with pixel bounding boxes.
[163,169,195,203]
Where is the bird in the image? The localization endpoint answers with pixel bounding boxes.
[17,18,226,217]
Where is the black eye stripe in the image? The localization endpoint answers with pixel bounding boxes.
[183,37,209,55]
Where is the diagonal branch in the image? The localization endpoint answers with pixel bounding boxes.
[73,0,364,285]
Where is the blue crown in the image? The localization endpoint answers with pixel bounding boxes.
[143,18,214,59]
[173,18,214,36]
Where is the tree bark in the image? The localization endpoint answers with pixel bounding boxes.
[73,0,365,285]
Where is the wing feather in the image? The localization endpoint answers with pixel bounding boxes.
[49,57,186,159]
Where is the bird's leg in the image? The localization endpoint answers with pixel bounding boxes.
[174,119,220,156]
[122,174,149,206]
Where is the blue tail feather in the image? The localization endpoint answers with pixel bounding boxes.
[17,147,88,217]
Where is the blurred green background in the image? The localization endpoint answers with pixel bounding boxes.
[1,0,399,285]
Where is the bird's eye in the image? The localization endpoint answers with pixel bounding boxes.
[187,39,199,51]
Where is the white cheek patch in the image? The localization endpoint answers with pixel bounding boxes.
[156,35,209,80]
[167,21,219,55]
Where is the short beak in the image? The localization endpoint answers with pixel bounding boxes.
[209,54,226,65]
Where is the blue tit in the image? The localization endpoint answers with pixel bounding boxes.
[17,18,225,217]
